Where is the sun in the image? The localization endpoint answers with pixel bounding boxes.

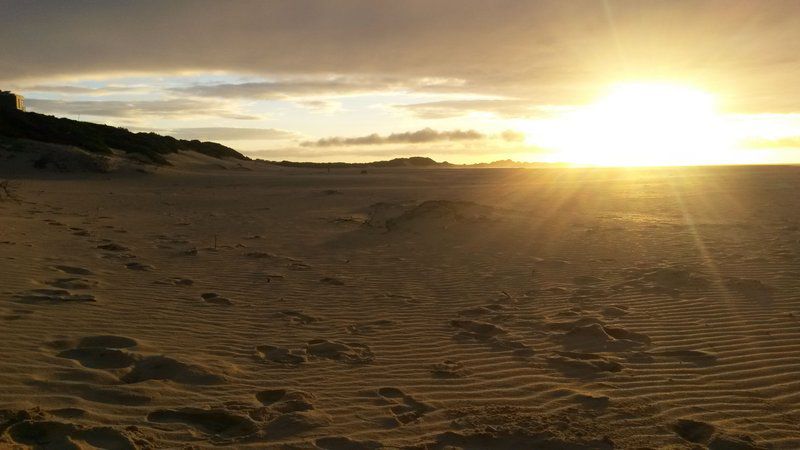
[526,82,738,166]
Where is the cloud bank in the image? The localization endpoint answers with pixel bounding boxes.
[3,1,800,113]
[167,127,298,141]
[25,98,258,120]
[302,128,484,147]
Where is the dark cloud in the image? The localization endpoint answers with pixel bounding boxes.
[26,98,259,120]
[3,1,800,113]
[19,85,142,95]
[302,128,484,147]
[173,77,405,99]
[167,127,298,141]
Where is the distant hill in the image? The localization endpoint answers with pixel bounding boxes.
[266,156,453,169]
[264,156,565,169]
[464,159,570,168]
[0,108,246,164]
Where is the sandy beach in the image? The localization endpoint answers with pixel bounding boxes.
[2,156,799,448]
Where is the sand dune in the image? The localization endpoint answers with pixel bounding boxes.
[1,157,799,448]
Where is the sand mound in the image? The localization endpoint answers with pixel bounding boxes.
[365,200,498,232]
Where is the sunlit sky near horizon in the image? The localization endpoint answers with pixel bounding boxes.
[3,1,800,165]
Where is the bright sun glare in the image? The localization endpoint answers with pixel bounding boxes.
[526,82,739,166]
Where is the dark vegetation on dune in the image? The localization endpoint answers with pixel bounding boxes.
[0,109,246,164]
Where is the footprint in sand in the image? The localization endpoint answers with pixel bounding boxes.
[546,351,623,378]
[450,319,534,356]
[287,262,312,271]
[256,340,374,365]
[1,408,151,449]
[201,292,233,305]
[256,344,308,365]
[650,349,718,367]
[1,308,34,321]
[601,305,629,318]
[52,335,139,370]
[277,310,318,325]
[616,265,710,298]
[384,293,418,305]
[153,277,194,286]
[252,389,332,438]
[256,389,316,413]
[573,275,606,286]
[315,436,382,450]
[671,418,765,448]
[345,319,393,334]
[147,407,258,439]
[423,426,614,449]
[305,339,374,364]
[122,355,226,385]
[125,262,154,271]
[572,392,610,410]
[49,407,87,419]
[46,336,226,385]
[375,387,434,426]
[46,277,99,289]
[58,347,138,370]
[458,302,512,319]
[672,419,716,444]
[548,317,650,352]
[13,288,96,303]
[451,319,505,340]
[262,410,332,438]
[97,242,130,252]
[70,227,91,237]
[320,277,345,286]
[430,360,470,378]
[53,265,94,276]
[724,276,776,300]
[559,323,648,352]
[27,378,152,406]
[569,285,610,302]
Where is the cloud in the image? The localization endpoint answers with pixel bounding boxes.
[3,1,800,113]
[18,85,143,95]
[173,77,404,99]
[500,130,525,142]
[744,136,800,149]
[167,127,298,141]
[25,98,259,120]
[302,128,484,147]
[398,99,552,119]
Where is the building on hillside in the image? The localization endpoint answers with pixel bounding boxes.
[0,91,25,111]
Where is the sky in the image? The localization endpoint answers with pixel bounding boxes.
[2,0,800,164]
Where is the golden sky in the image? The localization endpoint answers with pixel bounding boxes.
[2,1,800,164]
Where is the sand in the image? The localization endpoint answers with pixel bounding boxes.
[1,153,799,448]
